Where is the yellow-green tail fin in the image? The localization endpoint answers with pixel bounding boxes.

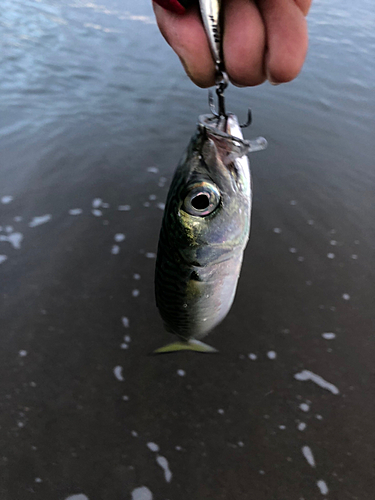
[153,339,218,354]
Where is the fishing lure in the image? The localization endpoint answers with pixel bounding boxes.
[154,0,267,353]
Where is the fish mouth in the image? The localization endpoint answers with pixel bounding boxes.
[198,113,267,160]
[198,113,249,156]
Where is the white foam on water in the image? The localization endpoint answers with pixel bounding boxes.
[290,200,297,205]
[143,202,150,207]
[113,366,124,381]
[308,220,314,225]
[114,233,125,242]
[217,409,225,414]
[5,226,13,233]
[121,317,129,328]
[294,370,339,395]
[156,455,172,483]
[92,198,102,208]
[101,202,109,208]
[327,253,335,259]
[351,254,358,259]
[157,203,165,210]
[298,422,306,431]
[19,350,27,357]
[237,441,244,447]
[322,332,336,340]
[297,256,305,262]
[34,477,42,483]
[29,215,52,227]
[177,369,186,377]
[279,425,286,430]
[267,351,277,360]
[248,353,257,360]
[175,446,182,451]
[0,232,23,249]
[131,430,138,437]
[132,289,140,297]
[111,245,120,255]
[133,273,141,280]
[64,495,89,500]
[273,227,281,234]
[317,480,329,495]
[145,252,156,259]
[14,216,22,222]
[91,209,102,217]
[131,486,153,500]
[289,247,297,253]
[299,403,310,412]
[147,442,159,452]
[302,446,316,467]
[330,240,337,245]
[1,196,13,204]
[124,335,131,342]
[316,414,323,420]
[149,194,156,201]
[69,208,83,215]
[147,167,159,174]
[120,343,129,349]
[122,395,129,401]
[118,205,131,211]
[342,293,350,300]
[0,255,8,264]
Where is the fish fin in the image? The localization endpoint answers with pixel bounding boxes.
[153,339,218,354]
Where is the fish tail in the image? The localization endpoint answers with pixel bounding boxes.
[153,339,218,354]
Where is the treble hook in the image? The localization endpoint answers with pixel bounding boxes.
[208,87,253,129]
[207,68,229,119]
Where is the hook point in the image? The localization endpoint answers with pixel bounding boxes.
[240,108,252,128]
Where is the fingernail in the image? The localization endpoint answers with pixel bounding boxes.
[265,61,283,86]
[266,69,282,86]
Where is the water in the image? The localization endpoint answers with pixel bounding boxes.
[0,1,374,499]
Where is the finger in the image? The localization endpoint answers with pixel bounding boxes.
[152,2,216,88]
[257,0,309,83]
[223,0,267,86]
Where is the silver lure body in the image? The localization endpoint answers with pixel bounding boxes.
[155,114,254,344]
[199,0,222,67]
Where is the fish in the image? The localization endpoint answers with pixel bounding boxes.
[154,112,266,353]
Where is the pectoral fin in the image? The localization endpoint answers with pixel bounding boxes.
[153,339,218,354]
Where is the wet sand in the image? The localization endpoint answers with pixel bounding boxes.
[0,0,374,498]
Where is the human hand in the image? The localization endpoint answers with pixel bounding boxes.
[152,0,312,88]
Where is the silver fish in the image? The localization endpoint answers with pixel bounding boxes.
[154,113,266,353]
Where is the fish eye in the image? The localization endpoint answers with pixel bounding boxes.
[182,183,220,217]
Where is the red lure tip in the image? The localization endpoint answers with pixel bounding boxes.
[153,0,194,15]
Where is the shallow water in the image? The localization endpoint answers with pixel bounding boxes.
[0,1,374,499]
